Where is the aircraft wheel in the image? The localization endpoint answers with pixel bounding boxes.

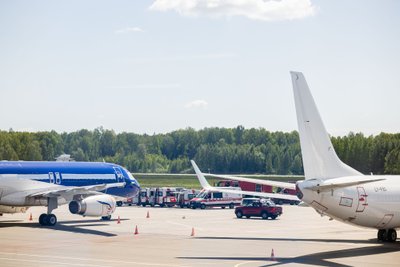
[388,229,397,242]
[39,213,47,226]
[378,229,387,241]
[46,214,57,226]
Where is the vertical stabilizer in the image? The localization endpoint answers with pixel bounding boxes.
[190,160,212,189]
[291,72,362,180]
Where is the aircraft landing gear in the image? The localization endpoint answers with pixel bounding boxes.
[39,197,58,226]
[39,213,57,226]
[378,229,397,242]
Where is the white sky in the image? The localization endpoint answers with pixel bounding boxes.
[0,0,399,136]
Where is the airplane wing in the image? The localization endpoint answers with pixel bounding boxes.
[191,160,299,201]
[27,182,126,198]
[205,173,296,190]
[202,186,299,201]
[304,177,385,192]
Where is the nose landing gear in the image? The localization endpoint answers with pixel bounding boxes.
[377,229,397,242]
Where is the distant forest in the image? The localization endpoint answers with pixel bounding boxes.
[0,126,400,175]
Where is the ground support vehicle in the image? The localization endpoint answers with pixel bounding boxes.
[141,187,178,207]
[235,198,282,220]
[159,187,178,207]
[176,189,199,208]
[140,188,152,207]
[190,187,242,209]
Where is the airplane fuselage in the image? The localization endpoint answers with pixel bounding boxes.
[0,161,140,211]
[298,175,400,229]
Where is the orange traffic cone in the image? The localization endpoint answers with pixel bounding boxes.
[146,211,150,218]
[29,213,33,221]
[134,225,139,235]
[117,216,121,224]
[190,227,195,237]
[271,248,276,261]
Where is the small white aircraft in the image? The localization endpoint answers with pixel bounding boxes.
[191,71,400,242]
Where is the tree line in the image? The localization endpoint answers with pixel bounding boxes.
[0,126,399,174]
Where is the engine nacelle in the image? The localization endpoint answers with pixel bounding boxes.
[69,195,116,217]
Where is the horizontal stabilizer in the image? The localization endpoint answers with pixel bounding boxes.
[304,177,385,192]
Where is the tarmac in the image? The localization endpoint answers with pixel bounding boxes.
[0,204,399,267]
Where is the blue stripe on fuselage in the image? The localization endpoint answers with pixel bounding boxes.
[0,161,140,198]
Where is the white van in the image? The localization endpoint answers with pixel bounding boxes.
[190,187,242,209]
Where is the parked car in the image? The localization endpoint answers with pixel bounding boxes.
[235,198,282,220]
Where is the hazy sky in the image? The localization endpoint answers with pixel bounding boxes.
[1,0,399,136]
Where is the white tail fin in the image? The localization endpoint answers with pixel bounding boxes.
[291,72,362,180]
[190,160,212,189]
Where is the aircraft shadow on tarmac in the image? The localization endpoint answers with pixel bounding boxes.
[194,236,377,244]
[178,237,400,267]
[0,218,129,237]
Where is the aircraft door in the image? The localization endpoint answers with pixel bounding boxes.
[55,172,62,185]
[356,187,368,212]
[113,167,124,182]
[49,172,55,184]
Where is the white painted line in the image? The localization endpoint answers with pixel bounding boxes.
[0,252,189,267]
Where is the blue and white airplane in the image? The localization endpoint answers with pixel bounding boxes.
[0,161,140,226]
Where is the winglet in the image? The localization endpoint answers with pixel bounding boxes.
[190,160,212,189]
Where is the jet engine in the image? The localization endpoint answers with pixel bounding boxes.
[69,195,116,217]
